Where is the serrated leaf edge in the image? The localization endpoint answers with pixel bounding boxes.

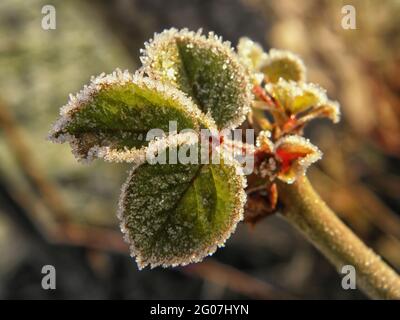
[236,37,268,74]
[262,49,307,82]
[274,135,322,184]
[48,68,216,162]
[140,28,253,130]
[117,145,247,269]
[265,78,341,123]
[91,131,199,164]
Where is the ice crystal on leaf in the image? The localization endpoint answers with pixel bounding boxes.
[261,49,306,83]
[141,28,252,129]
[118,146,246,269]
[274,135,322,184]
[237,37,267,72]
[92,131,199,164]
[255,131,322,184]
[237,38,305,83]
[265,79,341,124]
[48,69,215,162]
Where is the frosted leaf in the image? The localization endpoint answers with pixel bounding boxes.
[256,130,273,151]
[141,28,252,129]
[300,101,341,124]
[261,49,306,83]
[118,147,246,269]
[237,37,268,73]
[265,79,341,123]
[90,131,199,164]
[48,69,215,162]
[274,135,322,184]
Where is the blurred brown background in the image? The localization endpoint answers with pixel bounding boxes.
[0,0,399,299]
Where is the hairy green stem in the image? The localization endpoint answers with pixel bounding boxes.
[277,176,400,299]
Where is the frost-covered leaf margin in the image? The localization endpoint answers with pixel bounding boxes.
[118,142,247,269]
[141,28,253,129]
[48,69,216,163]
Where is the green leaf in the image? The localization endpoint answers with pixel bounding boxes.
[118,146,246,269]
[48,69,215,162]
[141,28,252,129]
[261,49,306,83]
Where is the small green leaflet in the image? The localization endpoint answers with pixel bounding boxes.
[48,70,215,162]
[265,79,340,123]
[261,49,306,83]
[141,28,252,129]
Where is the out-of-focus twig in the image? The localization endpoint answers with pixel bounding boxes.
[0,99,70,223]
[183,259,296,299]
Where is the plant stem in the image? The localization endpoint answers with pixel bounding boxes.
[277,175,400,299]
